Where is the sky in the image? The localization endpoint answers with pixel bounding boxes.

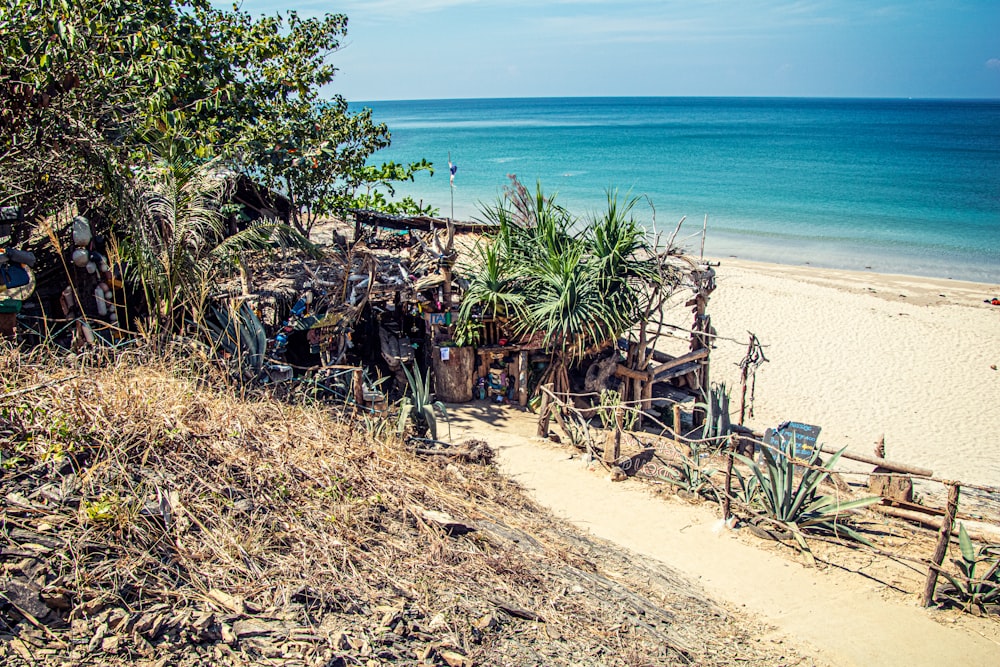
[224,1,1000,101]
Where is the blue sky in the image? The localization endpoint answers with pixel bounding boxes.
[226,1,1000,101]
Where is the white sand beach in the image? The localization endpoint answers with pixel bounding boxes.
[696,259,1000,487]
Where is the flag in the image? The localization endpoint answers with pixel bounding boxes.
[449,160,457,187]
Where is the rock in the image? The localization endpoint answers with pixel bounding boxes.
[1,578,53,623]
[439,649,471,667]
[416,507,475,536]
[331,630,353,650]
[473,613,499,631]
[233,618,274,639]
[207,588,246,614]
[101,634,121,654]
[40,587,72,611]
[106,607,130,632]
[191,611,215,632]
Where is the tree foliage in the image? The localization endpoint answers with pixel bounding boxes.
[459,180,665,363]
[1,0,416,236]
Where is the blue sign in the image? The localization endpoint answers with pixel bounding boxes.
[763,421,821,461]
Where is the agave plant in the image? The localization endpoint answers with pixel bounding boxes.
[697,383,733,441]
[396,364,449,441]
[666,438,717,498]
[732,465,763,510]
[938,524,1000,614]
[735,442,880,560]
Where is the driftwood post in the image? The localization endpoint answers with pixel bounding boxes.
[517,350,528,407]
[921,482,961,607]
[722,435,736,520]
[672,404,683,445]
[352,368,364,407]
[604,406,623,465]
[536,382,553,438]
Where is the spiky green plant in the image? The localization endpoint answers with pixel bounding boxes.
[666,438,717,497]
[938,524,1000,614]
[735,443,880,559]
[466,183,663,368]
[697,383,733,441]
[597,389,638,432]
[396,364,449,441]
[732,465,763,510]
[456,239,525,345]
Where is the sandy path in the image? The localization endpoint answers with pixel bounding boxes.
[448,405,1000,666]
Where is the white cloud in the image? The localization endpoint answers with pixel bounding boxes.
[986,58,1000,71]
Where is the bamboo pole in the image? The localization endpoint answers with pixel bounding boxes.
[921,483,960,607]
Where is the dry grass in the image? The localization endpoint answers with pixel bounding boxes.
[0,344,804,666]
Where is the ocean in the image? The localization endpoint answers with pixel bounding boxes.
[354,97,1000,283]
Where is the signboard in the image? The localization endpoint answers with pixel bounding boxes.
[425,312,451,326]
[763,421,821,461]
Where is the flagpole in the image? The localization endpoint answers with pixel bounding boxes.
[448,151,454,222]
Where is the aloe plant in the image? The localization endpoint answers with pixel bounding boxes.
[735,441,880,559]
[938,524,1000,614]
[397,364,449,441]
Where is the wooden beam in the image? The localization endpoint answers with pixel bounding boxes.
[615,364,652,382]
[653,362,700,383]
[818,445,933,478]
[650,348,709,378]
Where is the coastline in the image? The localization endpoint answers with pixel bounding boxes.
[688,257,1000,486]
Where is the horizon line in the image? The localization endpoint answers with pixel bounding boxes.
[348,94,1000,104]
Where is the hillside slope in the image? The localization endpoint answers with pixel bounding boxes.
[0,348,803,666]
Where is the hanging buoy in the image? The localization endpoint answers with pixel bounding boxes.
[94,285,107,315]
[85,261,97,274]
[81,322,95,344]
[72,248,90,267]
[61,286,74,309]
[72,216,92,247]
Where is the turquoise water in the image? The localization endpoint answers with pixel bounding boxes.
[354,98,1000,282]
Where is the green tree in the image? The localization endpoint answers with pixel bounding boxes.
[1,1,411,237]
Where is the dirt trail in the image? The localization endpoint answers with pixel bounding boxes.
[448,404,1000,667]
